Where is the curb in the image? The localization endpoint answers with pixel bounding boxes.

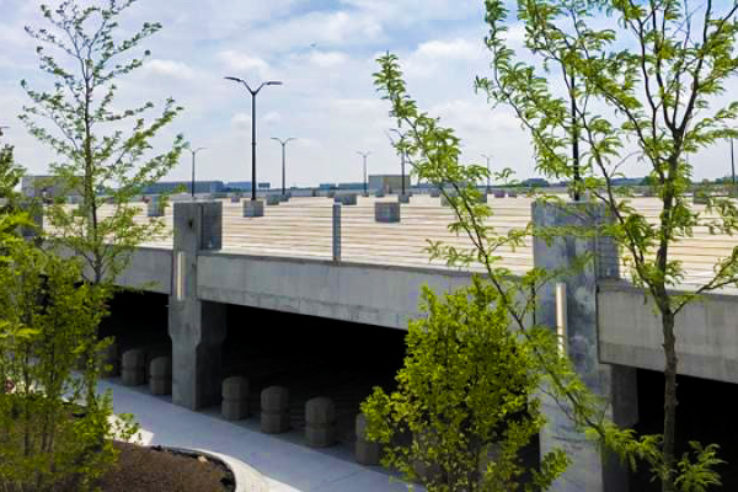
[167,447,270,492]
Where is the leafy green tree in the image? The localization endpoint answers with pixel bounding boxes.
[0,137,138,490]
[0,240,138,490]
[372,38,727,489]
[480,1,738,490]
[362,280,568,491]
[20,0,185,285]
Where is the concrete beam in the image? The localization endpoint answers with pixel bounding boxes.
[196,253,473,330]
[598,280,738,384]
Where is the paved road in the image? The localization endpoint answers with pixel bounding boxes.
[101,379,410,492]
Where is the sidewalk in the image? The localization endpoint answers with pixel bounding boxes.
[100,379,410,491]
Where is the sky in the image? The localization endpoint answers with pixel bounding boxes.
[0,0,736,187]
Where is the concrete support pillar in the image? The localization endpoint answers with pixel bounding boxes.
[305,397,336,447]
[355,413,381,465]
[261,386,290,434]
[149,356,172,395]
[222,376,250,421]
[168,201,226,410]
[121,349,146,386]
[332,203,341,262]
[533,201,637,492]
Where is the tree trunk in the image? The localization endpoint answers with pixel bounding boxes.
[661,310,678,492]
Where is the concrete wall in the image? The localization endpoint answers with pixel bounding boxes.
[197,252,473,329]
[116,247,173,295]
[598,280,738,384]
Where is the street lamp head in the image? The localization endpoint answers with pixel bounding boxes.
[266,81,283,86]
[224,76,243,83]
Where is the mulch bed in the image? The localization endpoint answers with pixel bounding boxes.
[97,442,235,492]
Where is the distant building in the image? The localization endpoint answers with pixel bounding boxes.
[368,175,411,193]
[226,181,271,191]
[143,181,226,195]
[336,182,364,191]
[21,175,81,200]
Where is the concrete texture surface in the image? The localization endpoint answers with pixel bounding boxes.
[102,379,410,492]
[598,279,738,384]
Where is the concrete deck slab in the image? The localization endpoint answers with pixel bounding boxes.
[101,379,410,492]
[54,194,738,285]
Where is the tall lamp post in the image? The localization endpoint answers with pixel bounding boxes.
[188,146,206,200]
[481,153,492,193]
[387,129,408,196]
[225,76,282,201]
[271,137,296,197]
[357,151,371,195]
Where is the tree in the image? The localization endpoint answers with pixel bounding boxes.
[0,138,138,490]
[372,39,726,489]
[480,1,738,490]
[362,280,568,491]
[20,0,185,285]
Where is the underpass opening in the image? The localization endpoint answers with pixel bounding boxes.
[223,304,407,444]
[631,368,738,490]
[100,290,171,367]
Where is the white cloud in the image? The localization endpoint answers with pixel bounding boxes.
[143,59,196,80]
[217,51,270,78]
[307,51,349,68]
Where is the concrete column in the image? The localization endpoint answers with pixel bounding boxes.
[533,201,637,492]
[168,201,227,410]
[332,203,341,262]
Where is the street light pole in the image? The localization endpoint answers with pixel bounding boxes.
[271,137,296,197]
[387,129,408,196]
[357,151,371,195]
[225,76,283,201]
[481,154,492,193]
[188,147,206,200]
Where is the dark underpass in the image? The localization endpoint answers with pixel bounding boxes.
[631,369,738,490]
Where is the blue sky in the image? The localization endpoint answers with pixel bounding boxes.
[0,1,735,186]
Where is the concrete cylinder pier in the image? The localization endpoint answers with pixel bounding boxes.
[266,195,281,206]
[305,397,336,448]
[261,386,290,434]
[398,193,411,204]
[355,413,381,465]
[243,199,265,217]
[222,376,250,421]
[147,197,165,217]
[121,349,146,386]
[375,202,401,223]
[149,356,172,395]
[99,339,120,378]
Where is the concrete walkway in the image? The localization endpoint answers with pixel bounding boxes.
[101,379,410,491]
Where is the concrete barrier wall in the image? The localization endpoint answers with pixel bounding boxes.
[598,280,738,384]
[116,247,173,295]
[196,252,473,330]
